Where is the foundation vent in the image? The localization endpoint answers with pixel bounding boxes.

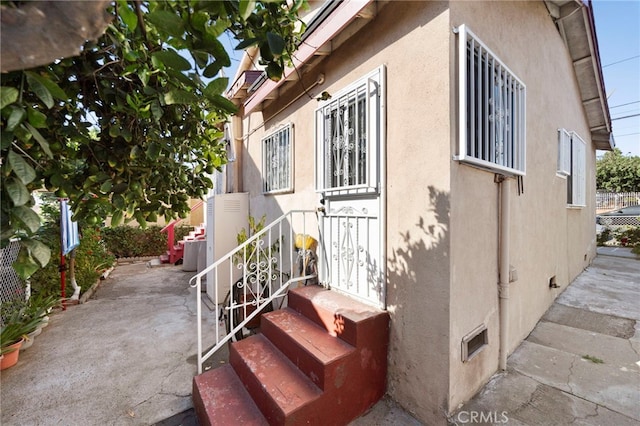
[462,324,488,362]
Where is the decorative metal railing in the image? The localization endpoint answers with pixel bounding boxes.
[189,210,320,374]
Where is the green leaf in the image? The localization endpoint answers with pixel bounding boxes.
[205,94,238,114]
[13,206,41,234]
[111,210,124,227]
[14,248,40,279]
[6,106,26,131]
[191,11,209,31]
[164,89,198,105]
[0,86,19,109]
[235,37,259,51]
[203,60,224,78]
[152,50,192,71]
[147,10,185,37]
[8,150,36,184]
[25,72,53,108]
[24,123,53,158]
[5,176,30,206]
[117,0,138,31]
[239,0,256,20]
[27,106,47,128]
[23,238,51,267]
[266,61,283,81]
[112,182,128,194]
[267,32,285,57]
[25,71,67,100]
[204,78,229,97]
[146,142,161,160]
[100,180,113,193]
[134,212,147,228]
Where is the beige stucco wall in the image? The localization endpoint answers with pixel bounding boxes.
[237,1,599,424]
[448,0,598,412]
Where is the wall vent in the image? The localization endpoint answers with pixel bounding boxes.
[462,324,488,362]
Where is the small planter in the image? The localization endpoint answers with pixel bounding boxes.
[21,328,41,351]
[0,339,24,370]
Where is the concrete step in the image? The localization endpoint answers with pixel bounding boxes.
[230,334,323,425]
[192,364,268,426]
[261,308,355,391]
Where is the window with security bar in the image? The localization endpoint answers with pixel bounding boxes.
[457,25,526,176]
[315,66,383,193]
[262,124,293,194]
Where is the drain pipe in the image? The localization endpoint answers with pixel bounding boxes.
[497,175,511,371]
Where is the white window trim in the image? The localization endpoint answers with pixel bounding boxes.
[568,131,586,207]
[315,65,384,195]
[557,128,571,177]
[262,123,294,195]
[456,24,526,176]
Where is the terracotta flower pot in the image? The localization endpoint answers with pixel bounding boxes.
[0,339,24,370]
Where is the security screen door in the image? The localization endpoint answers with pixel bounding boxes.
[315,66,385,308]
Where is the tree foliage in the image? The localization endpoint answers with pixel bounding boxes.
[596,149,640,192]
[0,0,307,277]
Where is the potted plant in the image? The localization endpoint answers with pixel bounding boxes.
[10,293,59,351]
[1,307,43,370]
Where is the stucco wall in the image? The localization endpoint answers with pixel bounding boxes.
[448,0,598,411]
[240,2,453,424]
[237,1,599,424]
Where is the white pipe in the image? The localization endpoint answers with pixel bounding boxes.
[498,177,511,370]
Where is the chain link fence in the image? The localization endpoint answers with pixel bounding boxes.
[1,241,26,308]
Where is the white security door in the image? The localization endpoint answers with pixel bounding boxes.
[315,66,385,308]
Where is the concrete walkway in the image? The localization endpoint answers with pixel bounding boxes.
[1,248,638,425]
[451,249,640,425]
[0,263,218,425]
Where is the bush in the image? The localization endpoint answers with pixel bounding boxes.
[28,194,115,299]
[597,225,640,255]
[102,225,194,258]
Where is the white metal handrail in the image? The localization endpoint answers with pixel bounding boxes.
[189,210,320,374]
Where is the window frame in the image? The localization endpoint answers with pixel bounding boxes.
[315,66,384,195]
[261,123,294,195]
[557,128,572,177]
[567,131,586,207]
[457,24,526,176]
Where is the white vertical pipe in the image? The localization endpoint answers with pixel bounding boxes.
[499,177,511,370]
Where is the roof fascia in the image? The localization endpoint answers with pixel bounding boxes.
[243,0,374,115]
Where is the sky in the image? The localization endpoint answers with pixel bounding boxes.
[592,0,640,157]
[219,1,640,158]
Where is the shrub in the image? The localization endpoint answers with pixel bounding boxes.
[28,195,115,299]
[101,225,194,258]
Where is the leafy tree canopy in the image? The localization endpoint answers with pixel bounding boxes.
[596,148,640,193]
[1,0,307,278]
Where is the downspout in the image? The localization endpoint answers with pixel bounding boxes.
[232,115,243,192]
[497,175,511,370]
[228,46,258,193]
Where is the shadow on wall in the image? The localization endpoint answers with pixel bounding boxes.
[385,186,451,420]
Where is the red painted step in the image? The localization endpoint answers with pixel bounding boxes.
[287,285,389,347]
[193,285,389,426]
[261,308,355,390]
[230,334,323,425]
[192,364,268,426]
